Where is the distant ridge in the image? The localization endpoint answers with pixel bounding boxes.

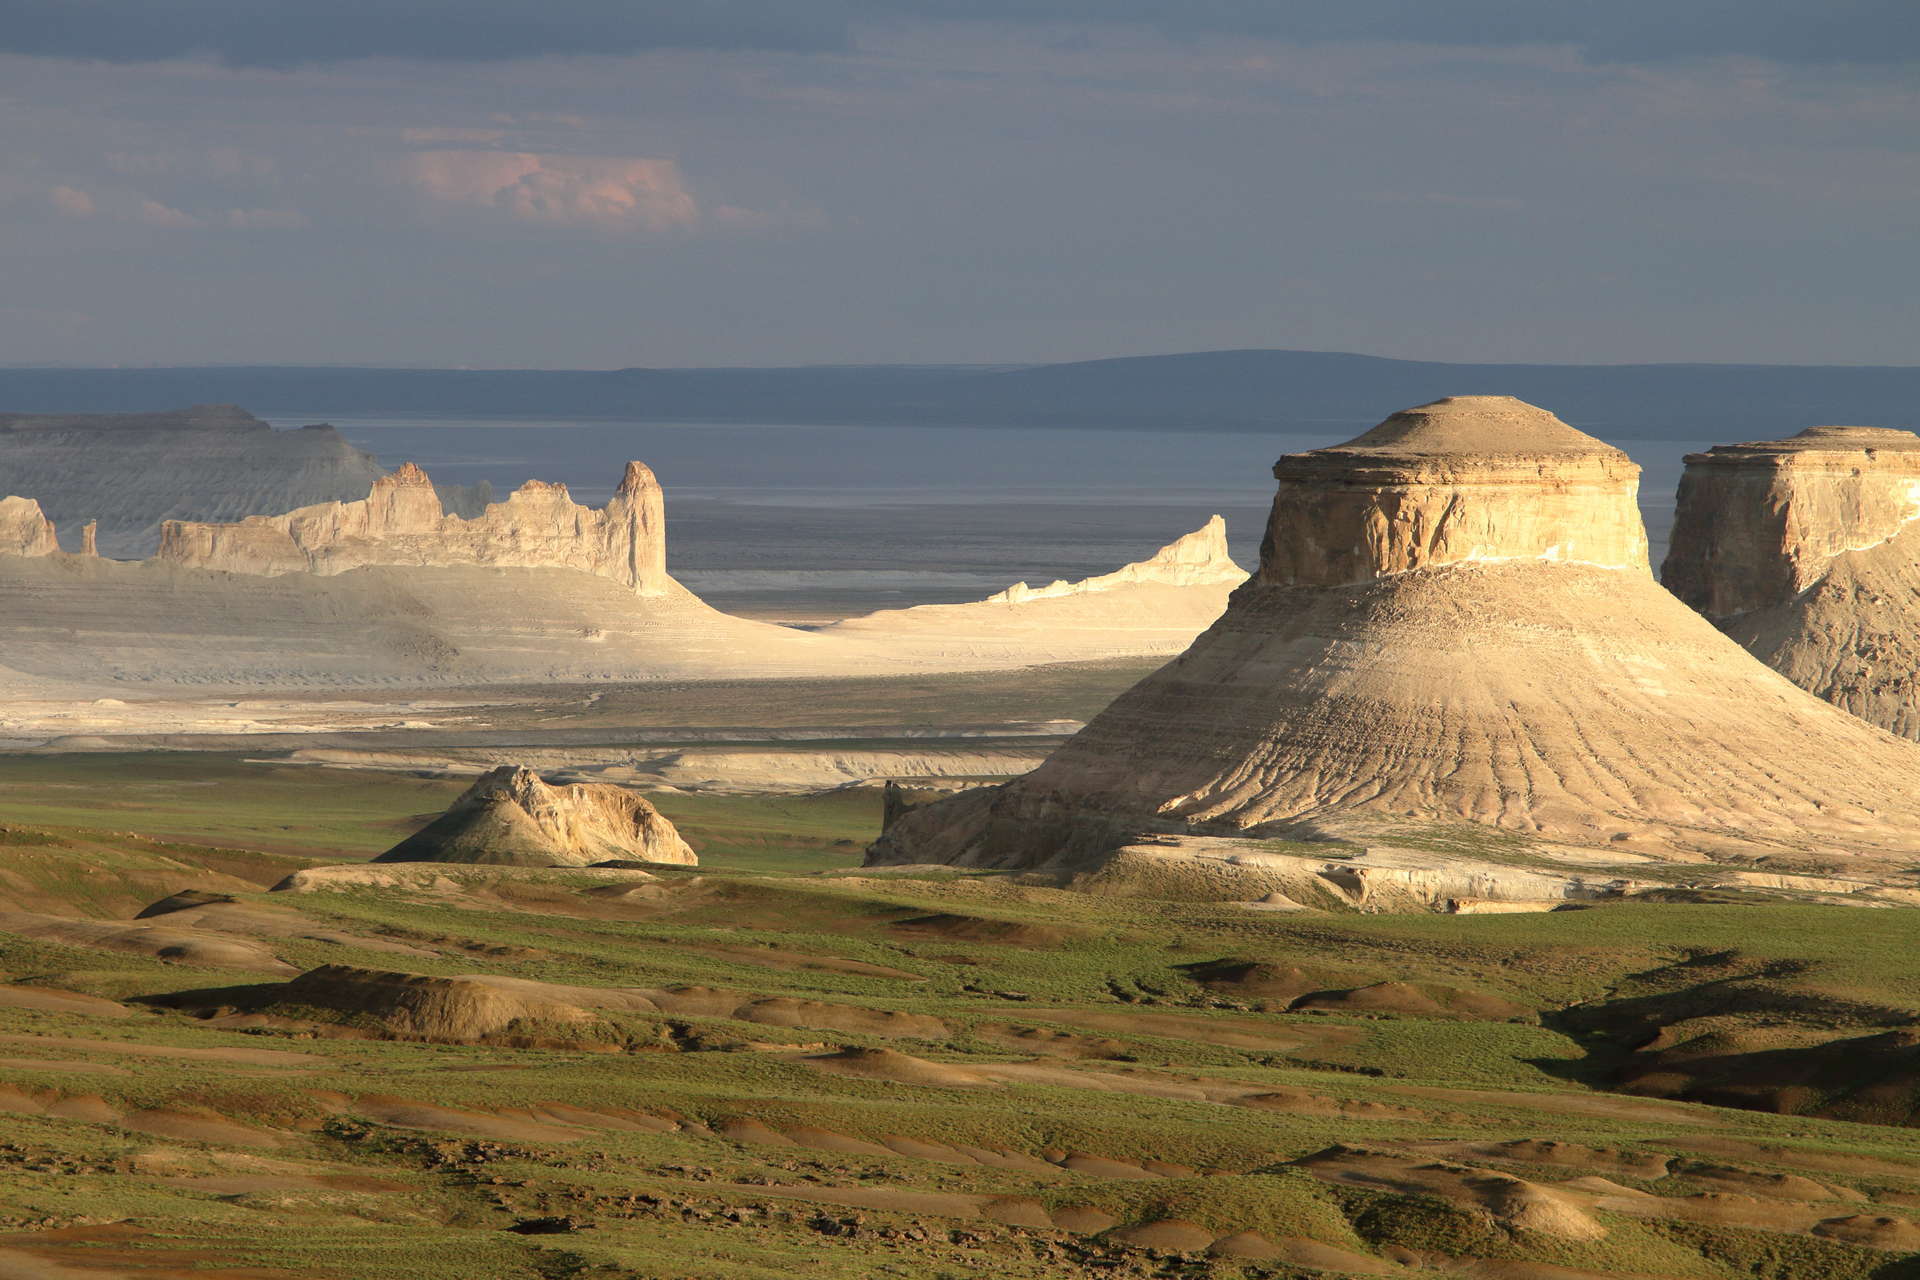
[2,350,1919,439]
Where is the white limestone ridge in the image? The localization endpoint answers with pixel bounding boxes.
[984,516,1242,604]
[0,404,398,558]
[155,460,669,594]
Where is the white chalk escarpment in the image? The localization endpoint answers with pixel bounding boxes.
[375,765,696,867]
[870,397,1920,879]
[819,516,1245,663]
[0,405,416,558]
[0,459,880,689]
[1663,426,1920,739]
[0,463,1246,697]
[157,460,667,593]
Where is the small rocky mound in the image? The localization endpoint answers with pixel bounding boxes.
[374,766,696,868]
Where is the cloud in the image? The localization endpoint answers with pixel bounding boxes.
[0,1,1914,68]
[0,0,849,67]
[137,198,200,228]
[224,207,310,229]
[400,127,510,144]
[47,184,93,216]
[406,150,698,230]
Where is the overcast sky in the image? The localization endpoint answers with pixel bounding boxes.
[3,2,1917,367]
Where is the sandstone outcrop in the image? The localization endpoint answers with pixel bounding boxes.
[1663,426,1920,738]
[375,765,696,867]
[0,496,57,557]
[869,396,1920,876]
[156,460,667,593]
[0,404,414,557]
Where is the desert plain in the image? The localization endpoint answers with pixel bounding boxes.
[9,394,1920,1280]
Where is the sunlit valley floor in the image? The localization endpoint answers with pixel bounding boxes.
[7,750,1920,1279]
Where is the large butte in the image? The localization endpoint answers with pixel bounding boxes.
[1664,425,1920,740]
[869,396,1920,894]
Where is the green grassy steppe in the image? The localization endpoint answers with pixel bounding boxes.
[4,755,1920,1277]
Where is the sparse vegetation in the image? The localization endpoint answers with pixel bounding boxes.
[7,752,1920,1277]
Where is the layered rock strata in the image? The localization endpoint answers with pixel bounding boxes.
[869,396,1920,874]
[1663,426,1920,737]
[0,405,403,557]
[156,461,668,593]
[375,765,696,867]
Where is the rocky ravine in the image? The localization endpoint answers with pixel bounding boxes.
[1664,425,1920,739]
[870,396,1920,884]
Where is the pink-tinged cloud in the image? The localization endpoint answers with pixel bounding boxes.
[400,127,509,144]
[48,185,95,217]
[225,208,310,230]
[406,150,698,231]
[137,199,201,229]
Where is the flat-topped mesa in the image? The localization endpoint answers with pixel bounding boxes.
[985,515,1243,603]
[1663,425,1920,739]
[1663,426,1920,619]
[1262,396,1648,587]
[0,496,58,557]
[869,395,1920,884]
[155,460,669,594]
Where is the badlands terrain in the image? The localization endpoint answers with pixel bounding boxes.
[13,397,1920,1278]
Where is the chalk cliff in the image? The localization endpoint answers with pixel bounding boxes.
[0,405,412,557]
[1664,426,1920,738]
[156,460,668,593]
[375,765,696,867]
[984,516,1243,603]
[0,496,58,557]
[869,397,1920,876]
[818,516,1245,664]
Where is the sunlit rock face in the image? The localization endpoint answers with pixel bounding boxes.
[374,765,696,868]
[0,405,397,558]
[1664,426,1920,739]
[985,515,1244,603]
[869,397,1920,878]
[0,496,58,557]
[1260,397,1648,586]
[155,460,669,593]
[1665,426,1920,617]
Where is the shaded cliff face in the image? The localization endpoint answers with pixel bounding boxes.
[374,765,696,867]
[0,404,393,558]
[155,460,669,594]
[1663,426,1920,739]
[870,397,1920,877]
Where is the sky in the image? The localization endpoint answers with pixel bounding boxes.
[2,2,1917,368]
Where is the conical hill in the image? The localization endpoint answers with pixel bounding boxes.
[870,397,1920,876]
